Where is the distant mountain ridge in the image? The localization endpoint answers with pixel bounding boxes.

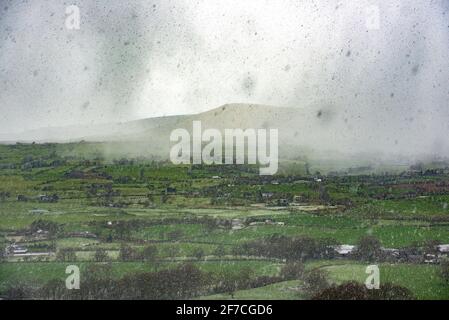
[0,103,431,173]
[0,103,314,143]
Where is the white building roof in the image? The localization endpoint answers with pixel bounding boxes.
[334,245,356,255]
[437,244,449,253]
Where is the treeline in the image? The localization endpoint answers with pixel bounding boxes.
[312,281,415,300]
[89,216,234,241]
[2,261,419,300]
[3,263,285,300]
[232,235,339,261]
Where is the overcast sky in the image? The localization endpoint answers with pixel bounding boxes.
[0,0,448,156]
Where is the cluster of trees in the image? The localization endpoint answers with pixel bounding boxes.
[94,248,108,262]
[302,269,330,296]
[29,220,61,238]
[0,264,196,300]
[213,267,282,298]
[56,248,77,262]
[0,245,5,262]
[4,257,446,300]
[441,258,449,283]
[278,263,329,297]
[353,236,383,262]
[118,244,159,262]
[312,281,415,300]
[232,235,339,261]
[277,262,417,300]
[90,216,223,242]
[117,244,208,262]
[353,236,449,264]
[19,151,68,171]
[280,262,305,280]
[5,263,303,300]
[24,264,209,300]
[0,191,11,201]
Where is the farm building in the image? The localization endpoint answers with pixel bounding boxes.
[277,199,289,206]
[5,244,28,255]
[437,244,449,254]
[37,194,59,203]
[333,245,356,257]
[261,192,274,199]
[231,219,244,230]
[165,187,177,194]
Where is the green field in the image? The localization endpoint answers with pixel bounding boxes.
[200,280,303,300]
[1,143,449,299]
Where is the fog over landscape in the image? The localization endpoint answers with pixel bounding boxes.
[3,1,449,303]
[0,0,448,158]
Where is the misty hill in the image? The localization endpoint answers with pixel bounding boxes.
[0,103,332,144]
[0,103,335,162]
[0,103,340,156]
[0,103,431,172]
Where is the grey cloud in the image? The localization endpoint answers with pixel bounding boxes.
[0,0,448,158]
